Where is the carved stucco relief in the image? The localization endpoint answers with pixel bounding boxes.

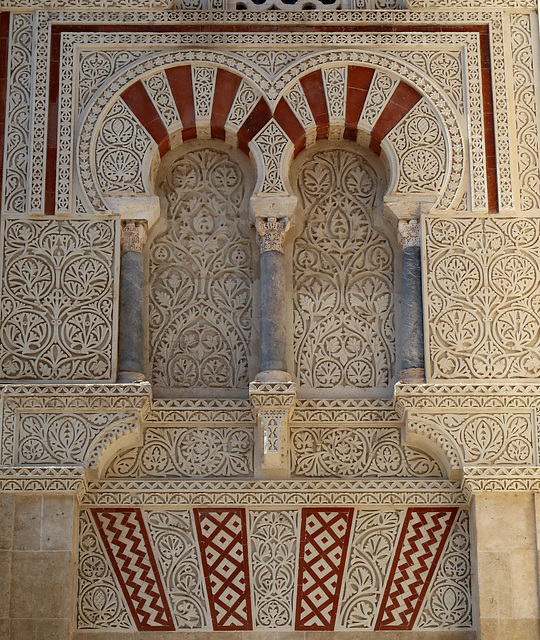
[0,217,119,382]
[148,147,256,393]
[425,215,540,380]
[293,148,395,394]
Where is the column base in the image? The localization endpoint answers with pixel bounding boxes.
[117,370,146,383]
[399,367,425,383]
[255,369,292,382]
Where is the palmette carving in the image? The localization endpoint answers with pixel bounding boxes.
[252,120,289,195]
[77,510,133,630]
[409,413,534,466]
[425,216,540,379]
[3,14,33,214]
[338,510,403,628]
[105,427,254,478]
[291,427,442,478]
[386,99,446,195]
[416,510,472,628]
[0,218,117,381]
[95,100,153,196]
[249,510,299,628]
[149,149,254,390]
[145,511,210,629]
[17,412,135,465]
[294,149,394,391]
[510,14,540,211]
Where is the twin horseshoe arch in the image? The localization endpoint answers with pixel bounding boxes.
[78,48,466,214]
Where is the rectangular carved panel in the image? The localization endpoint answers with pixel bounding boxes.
[425,216,540,380]
[0,217,118,381]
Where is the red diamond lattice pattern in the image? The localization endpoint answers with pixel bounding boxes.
[295,508,354,631]
[194,508,253,631]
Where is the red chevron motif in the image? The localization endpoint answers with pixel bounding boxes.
[92,508,175,632]
[295,508,354,631]
[375,507,458,630]
[194,508,252,631]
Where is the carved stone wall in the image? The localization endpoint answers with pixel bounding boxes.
[76,505,472,632]
[148,147,256,395]
[293,148,395,395]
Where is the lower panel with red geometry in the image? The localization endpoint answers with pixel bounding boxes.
[295,507,354,631]
[92,508,175,632]
[375,507,458,630]
[194,508,253,631]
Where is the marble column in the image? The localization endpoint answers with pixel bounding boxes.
[398,218,425,383]
[255,215,291,380]
[117,220,147,383]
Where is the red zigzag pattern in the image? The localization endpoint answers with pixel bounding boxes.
[375,507,457,630]
[92,508,175,631]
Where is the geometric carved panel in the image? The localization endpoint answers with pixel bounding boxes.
[295,508,354,630]
[0,217,118,381]
[92,508,175,631]
[293,149,395,394]
[425,216,540,380]
[194,508,253,631]
[375,508,457,630]
[149,148,255,394]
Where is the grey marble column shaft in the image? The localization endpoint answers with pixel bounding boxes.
[401,244,424,371]
[118,222,146,382]
[260,249,287,372]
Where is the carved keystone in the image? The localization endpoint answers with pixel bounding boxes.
[250,380,297,471]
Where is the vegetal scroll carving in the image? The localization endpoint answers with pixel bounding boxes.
[291,427,443,478]
[77,510,133,630]
[105,427,254,478]
[249,510,299,628]
[149,148,255,391]
[293,149,395,391]
[426,216,540,379]
[0,218,117,380]
[417,510,472,628]
[339,510,403,628]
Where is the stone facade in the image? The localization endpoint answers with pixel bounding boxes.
[0,0,539,638]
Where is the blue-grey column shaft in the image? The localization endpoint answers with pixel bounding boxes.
[118,221,145,382]
[257,216,290,374]
[401,244,424,371]
[260,249,287,372]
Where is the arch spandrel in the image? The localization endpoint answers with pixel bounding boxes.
[79,51,468,214]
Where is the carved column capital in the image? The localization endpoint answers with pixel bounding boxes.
[250,380,297,472]
[121,220,147,254]
[255,216,291,253]
[398,218,421,249]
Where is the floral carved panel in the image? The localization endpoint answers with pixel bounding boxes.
[293,149,395,393]
[149,148,255,392]
[290,427,443,478]
[0,217,118,381]
[425,216,540,380]
[105,426,254,478]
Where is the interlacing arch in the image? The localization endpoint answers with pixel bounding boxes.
[79,54,465,211]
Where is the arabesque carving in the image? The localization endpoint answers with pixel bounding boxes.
[145,511,210,629]
[149,148,255,392]
[338,510,403,628]
[77,510,133,630]
[425,216,540,380]
[105,427,254,478]
[510,13,540,211]
[249,510,299,628]
[0,218,118,381]
[291,427,443,478]
[293,149,394,392]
